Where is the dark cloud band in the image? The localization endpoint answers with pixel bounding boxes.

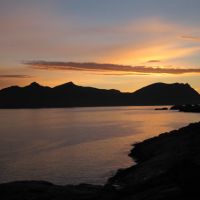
[147,60,161,63]
[0,75,32,78]
[180,35,200,42]
[24,61,200,75]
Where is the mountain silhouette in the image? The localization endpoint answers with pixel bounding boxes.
[131,82,200,105]
[0,82,199,108]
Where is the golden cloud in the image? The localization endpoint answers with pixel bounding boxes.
[0,75,32,78]
[25,61,200,75]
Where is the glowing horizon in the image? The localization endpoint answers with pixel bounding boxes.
[1,0,200,92]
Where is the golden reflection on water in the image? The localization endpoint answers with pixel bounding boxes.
[0,106,199,185]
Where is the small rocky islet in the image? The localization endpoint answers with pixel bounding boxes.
[170,104,200,113]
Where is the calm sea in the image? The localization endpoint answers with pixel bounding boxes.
[0,106,199,185]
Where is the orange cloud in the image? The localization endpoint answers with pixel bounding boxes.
[25,61,200,75]
[0,75,32,78]
[180,35,200,42]
[1,8,200,69]
[147,60,161,63]
[105,42,200,66]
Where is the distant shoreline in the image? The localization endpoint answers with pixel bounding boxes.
[0,104,172,109]
[1,82,199,108]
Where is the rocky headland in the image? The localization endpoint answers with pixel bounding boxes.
[170,104,200,113]
[1,122,200,199]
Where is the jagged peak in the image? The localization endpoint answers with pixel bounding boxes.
[26,82,43,88]
[30,82,40,86]
[54,81,77,89]
[65,81,75,86]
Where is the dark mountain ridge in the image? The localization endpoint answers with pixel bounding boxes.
[0,82,199,108]
[131,82,200,105]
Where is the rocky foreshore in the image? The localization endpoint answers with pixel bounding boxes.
[104,121,200,199]
[1,122,200,200]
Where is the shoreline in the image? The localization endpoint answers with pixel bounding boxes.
[0,104,172,110]
[170,104,200,113]
[104,121,200,199]
[1,121,200,199]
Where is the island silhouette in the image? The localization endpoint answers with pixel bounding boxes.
[0,82,199,108]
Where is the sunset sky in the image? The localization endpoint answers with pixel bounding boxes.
[1,0,200,92]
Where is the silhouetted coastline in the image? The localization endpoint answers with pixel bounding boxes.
[155,107,168,110]
[1,121,200,199]
[0,82,200,108]
[170,104,200,113]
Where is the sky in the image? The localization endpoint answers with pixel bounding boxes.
[0,0,200,92]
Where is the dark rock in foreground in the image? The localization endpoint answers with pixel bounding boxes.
[1,122,200,199]
[105,122,200,199]
[0,181,102,200]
